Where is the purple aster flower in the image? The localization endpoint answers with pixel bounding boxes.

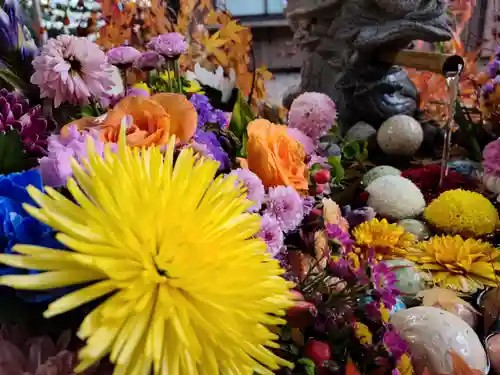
[371,262,399,309]
[229,168,265,212]
[148,32,188,59]
[343,205,376,227]
[134,51,165,71]
[190,94,227,128]
[193,130,230,171]
[38,125,117,187]
[258,214,284,256]
[383,330,409,361]
[325,223,354,251]
[107,46,141,68]
[265,186,304,233]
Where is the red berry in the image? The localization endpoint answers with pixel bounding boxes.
[63,16,70,25]
[304,339,331,366]
[315,184,326,194]
[286,300,318,328]
[311,208,323,217]
[313,169,331,184]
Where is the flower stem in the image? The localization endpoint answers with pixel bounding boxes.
[174,60,183,94]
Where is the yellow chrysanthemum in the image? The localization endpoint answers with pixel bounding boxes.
[353,322,372,345]
[406,235,500,294]
[424,189,499,236]
[352,219,416,260]
[0,135,295,375]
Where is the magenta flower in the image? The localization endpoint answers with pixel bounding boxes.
[229,168,265,212]
[134,51,165,70]
[148,32,188,58]
[325,223,354,252]
[258,214,284,256]
[265,186,304,233]
[106,46,141,68]
[371,262,399,309]
[288,92,337,140]
[31,35,114,107]
[383,330,409,361]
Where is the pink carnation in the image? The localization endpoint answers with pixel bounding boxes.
[31,35,114,107]
[483,138,500,177]
[288,92,337,140]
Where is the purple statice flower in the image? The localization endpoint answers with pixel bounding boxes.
[258,214,284,256]
[488,59,500,79]
[325,223,354,252]
[189,94,227,128]
[265,186,304,233]
[107,46,141,68]
[134,51,165,71]
[148,32,188,59]
[38,125,117,187]
[228,168,265,212]
[193,130,230,171]
[302,196,315,216]
[343,205,376,228]
[383,330,409,362]
[371,262,399,309]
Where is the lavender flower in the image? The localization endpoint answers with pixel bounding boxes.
[134,51,165,71]
[192,130,230,171]
[383,330,409,361]
[148,33,188,59]
[38,125,116,187]
[265,186,304,233]
[326,223,354,251]
[371,262,399,309]
[229,168,265,212]
[302,196,315,216]
[190,94,227,128]
[258,214,284,256]
[287,127,315,155]
[107,46,141,68]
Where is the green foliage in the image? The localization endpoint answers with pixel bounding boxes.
[297,358,316,375]
[0,131,29,174]
[229,90,255,157]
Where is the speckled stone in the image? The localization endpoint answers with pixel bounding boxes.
[391,307,488,375]
[397,219,431,240]
[377,115,424,156]
[345,121,377,141]
[361,165,401,187]
[384,259,422,298]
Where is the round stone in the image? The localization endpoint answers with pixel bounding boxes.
[361,165,401,187]
[345,121,377,142]
[377,115,424,156]
[397,219,431,241]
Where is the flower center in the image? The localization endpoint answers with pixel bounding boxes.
[65,56,82,73]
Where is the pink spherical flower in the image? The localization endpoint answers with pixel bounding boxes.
[148,33,188,58]
[288,92,337,140]
[287,127,315,155]
[31,35,114,108]
[106,46,141,68]
[483,138,500,177]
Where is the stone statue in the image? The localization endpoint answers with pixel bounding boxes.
[285,0,452,129]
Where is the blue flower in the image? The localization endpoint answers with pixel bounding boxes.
[190,93,227,128]
[193,130,230,171]
[0,169,65,302]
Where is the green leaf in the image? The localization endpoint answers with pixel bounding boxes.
[80,105,95,118]
[298,358,316,375]
[342,140,361,160]
[0,131,28,174]
[229,91,255,157]
[328,156,345,183]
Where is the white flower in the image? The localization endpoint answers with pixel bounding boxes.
[187,63,236,103]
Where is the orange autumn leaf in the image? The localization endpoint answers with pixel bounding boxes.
[346,360,361,375]
[440,350,484,375]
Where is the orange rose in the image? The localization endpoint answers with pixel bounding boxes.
[60,93,198,147]
[246,119,308,192]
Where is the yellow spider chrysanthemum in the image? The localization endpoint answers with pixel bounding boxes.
[352,219,416,260]
[0,135,295,375]
[406,235,500,294]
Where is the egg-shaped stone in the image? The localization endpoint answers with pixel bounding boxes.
[383,259,422,299]
[391,307,488,375]
[397,219,431,240]
[361,165,401,187]
[377,115,424,156]
[366,175,426,220]
[345,121,377,142]
[484,173,500,195]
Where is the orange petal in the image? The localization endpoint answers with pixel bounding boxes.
[60,116,96,138]
[110,96,168,132]
[151,93,198,143]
